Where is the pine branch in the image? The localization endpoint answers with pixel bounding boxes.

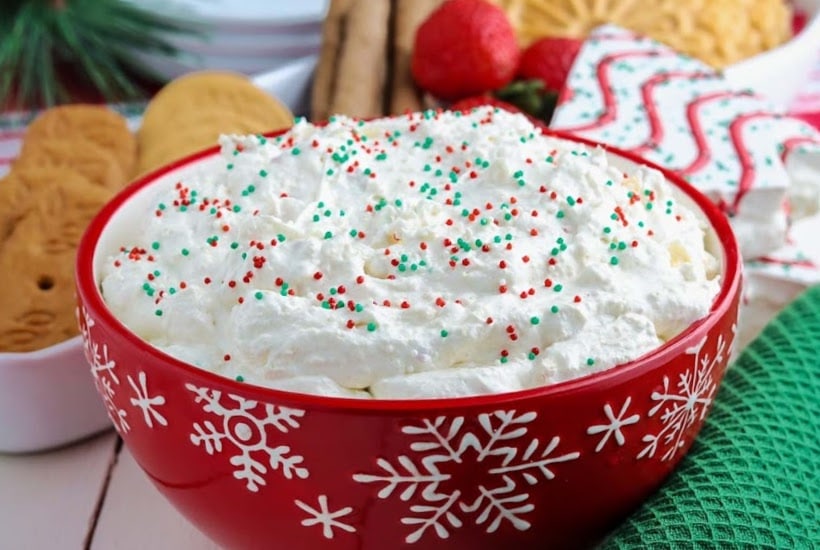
[0,0,202,109]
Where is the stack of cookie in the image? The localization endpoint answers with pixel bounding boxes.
[311,0,445,120]
[0,105,136,352]
[0,71,295,353]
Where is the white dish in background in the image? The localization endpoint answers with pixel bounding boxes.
[134,0,328,30]
[723,0,820,107]
[0,68,313,454]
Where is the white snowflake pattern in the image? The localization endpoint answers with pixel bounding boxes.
[295,495,356,539]
[586,397,641,452]
[186,384,309,492]
[353,410,580,544]
[78,306,129,434]
[128,371,167,428]
[637,328,732,461]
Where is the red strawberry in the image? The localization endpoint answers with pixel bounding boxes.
[517,37,583,93]
[450,95,522,114]
[412,0,520,101]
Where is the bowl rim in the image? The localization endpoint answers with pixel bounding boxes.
[75,123,742,412]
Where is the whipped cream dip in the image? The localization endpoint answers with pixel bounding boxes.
[100,108,721,399]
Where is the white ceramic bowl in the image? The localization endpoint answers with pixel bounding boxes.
[723,0,820,107]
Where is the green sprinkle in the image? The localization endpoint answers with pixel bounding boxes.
[277,234,286,242]
[610,256,620,265]
[227,163,234,170]
[312,214,321,222]
[291,147,301,155]
[158,203,166,210]
[181,248,189,256]
[398,264,407,272]
[556,210,565,219]
[355,304,364,313]
[528,352,537,360]
[554,284,563,292]
[151,241,160,250]
[230,242,239,250]
[259,169,268,177]
[440,329,449,337]
[367,322,377,332]
[606,180,613,186]
[586,358,595,366]
[500,356,508,364]
[603,227,611,234]
[323,231,333,239]
[513,170,524,178]
[349,229,358,237]
[154,309,163,317]
[326,169,334,176]
[235,375,245,382]
[567,196,576,206]
[530,316,540,325]
[168,288,176,295]
[618,242,627,250]
[550,305,559,314]
[233,205,241,212]
[255,291,264,300]
[646,202,654,210]
[375,153,387,161]
[394,199,403,207]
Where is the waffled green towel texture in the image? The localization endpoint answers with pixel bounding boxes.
[602,286,820,549]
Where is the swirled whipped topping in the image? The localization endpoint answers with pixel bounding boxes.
[100,108,721,399]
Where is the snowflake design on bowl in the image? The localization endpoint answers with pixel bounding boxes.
[586,397,641,453]
[78,306,129,434]
[128,372,167,428]
[295,495,356,539]
[638,326,734,461]
[353,410,580,544]
[185,384,308,492]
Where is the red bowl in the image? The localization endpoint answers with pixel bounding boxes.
[75,129,741,550]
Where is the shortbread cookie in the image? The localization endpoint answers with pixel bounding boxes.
[138,71,293,140]
[495,0,791,67]
[137,71,294,174]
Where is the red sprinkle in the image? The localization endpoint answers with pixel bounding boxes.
[313,272,323,280]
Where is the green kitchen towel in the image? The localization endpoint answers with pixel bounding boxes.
[601,286,820,549]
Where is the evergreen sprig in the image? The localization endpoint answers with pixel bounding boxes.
[0,0,200,108]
